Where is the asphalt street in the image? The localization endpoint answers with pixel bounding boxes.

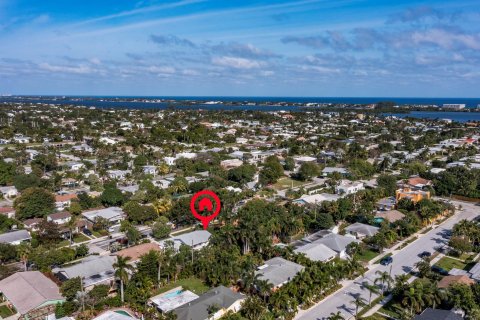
[295,200,479,320]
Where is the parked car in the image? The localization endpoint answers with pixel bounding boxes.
[380,256,393,266]
[431,265,448,275]
[419,251,432,258]
[82,228,93,236]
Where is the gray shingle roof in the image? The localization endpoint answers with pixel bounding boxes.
[414,308,463,320]
[314,233,360,253]
[255,257,304,287]
[173,286,245,320]
[345,222,380,237]
[53,255,116,287]
[0,271,63,314]
[0,229,31,244]
[172,230,211,247]
[294,242,337,262]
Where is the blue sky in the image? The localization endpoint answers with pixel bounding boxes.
[1,0,479,97]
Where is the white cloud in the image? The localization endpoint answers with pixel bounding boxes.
[147,66,175,74]
[212,56,262,69]
[38,62,94,74]
[412,28,480,50]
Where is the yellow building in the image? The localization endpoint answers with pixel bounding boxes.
[395,187,430,203]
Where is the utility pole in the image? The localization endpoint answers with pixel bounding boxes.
[191,240,194,264]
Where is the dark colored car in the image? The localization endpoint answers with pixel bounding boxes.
[431,265,448,275]
[419,251,432,258]
[82,228,93,236]
[380,256,393,266]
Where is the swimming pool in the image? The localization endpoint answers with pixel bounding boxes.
[115,310,132,317]
[164,290,183,298]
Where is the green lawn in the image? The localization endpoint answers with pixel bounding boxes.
[434,257,467,271]
[357,249,380,262]
[0,305,15,318]
[156,277,209,295]
[378,299,401,319]
[74,233,90,243]
[272,177,308,190]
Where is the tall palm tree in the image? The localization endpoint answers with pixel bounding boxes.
[17,242,31,271]
[256,279,273,303]
[113,256,134,303]
[363,281,380,305]
[375,270,393,296]
[66,214,78,245]
[351,296,366,320]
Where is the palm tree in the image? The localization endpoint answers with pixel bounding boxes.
[328,311,345,320]
[113,256,134,303]
[256,279,273,303]
[17,242,31,271]
[66,214,78,245]
[375,270,393,296]
[402,287,423,315]
[153,197,172,216]
[363,281,380,305]
[351,296,366,320]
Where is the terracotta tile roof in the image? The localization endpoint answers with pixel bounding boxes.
[115,242,160,261]
[407,177,431,186]
[437,275,474,288]
[55,194,78,202]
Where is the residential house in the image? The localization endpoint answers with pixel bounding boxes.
[55,193,77,211]
[413,308,463,320]
[115,242,160,262]
[0,230,32,245]
[336,180,364,195]
[396,187,430,203]
[142,165,157,176]
[376,197,396,211]
[406,176,432,190]
[293,242,337,262]
[82,207,125,225]
[23,218,43,231]
[220,159,243,169]
[255,257,304,289]
[345,222,380,239]
[437,275,475,289]
[107,170,131,180]
[0,271,64,319]
[322,167,348,177]
[293,193,342,205]
[0,206,15,219]
[53,255,116,289]
[0,186,18,198]
[63,162,84,172]
[149,287,199,313]
[93,310,137,320]
[163,230,211,251]
[47,211,72,225]
[374,210,405,224]
[172,286,245,320]
[314,233,360,259]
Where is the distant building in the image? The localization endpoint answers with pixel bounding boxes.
[345,222,380,239]
[336,180,364,195]
[82,207,125,224]
[442,104,466,110]
[149,287,199,313]
[220,159,243,169]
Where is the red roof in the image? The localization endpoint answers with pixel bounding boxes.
[55,194,78,202]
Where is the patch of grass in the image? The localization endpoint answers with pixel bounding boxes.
[357,249,380,262]
[364,314,388,320]
[434,256,467,271]
[156,277,209,295]
[398,236,417,250]
[378,299,401,319]
[0,305,15,318]
[74,233,90,243]
[92,231,102,238]
[272,177,307,190]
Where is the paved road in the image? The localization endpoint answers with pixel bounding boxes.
[295,200,479,320]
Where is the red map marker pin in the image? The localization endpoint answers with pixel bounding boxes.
[190,190,221,230]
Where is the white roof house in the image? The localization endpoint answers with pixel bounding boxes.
[255,257,304,288]
[149,287,199,313]
[336,180,364,195]
[294,242,337,262]
[0,230,32,245]
[82,207,125,223]
[294,193,342,205]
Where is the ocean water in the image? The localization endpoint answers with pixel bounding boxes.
[383,111,480,123]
